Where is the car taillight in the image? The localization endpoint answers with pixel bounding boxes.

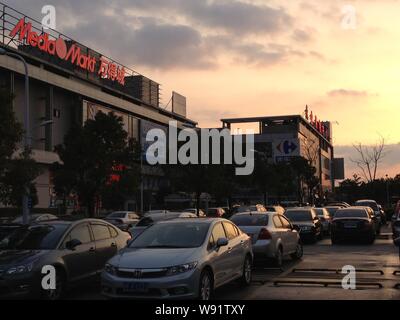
[258,228,272,240]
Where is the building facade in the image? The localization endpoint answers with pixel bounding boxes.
[222,115,344,198]
[0,4,196,211]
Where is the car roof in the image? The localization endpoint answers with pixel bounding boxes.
[156,217,225,224]
[232,211,273,216]
[355,200,376,203]
[337,206,368,210]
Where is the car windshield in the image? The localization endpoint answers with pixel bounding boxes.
[108,212,125,218]
[334,210,368,218]
[355,202,379,211]
[285,210,313,221]
[0,224,69,250]
[130,222,209,248]
[315,209,326,216]
[231,214,268,226]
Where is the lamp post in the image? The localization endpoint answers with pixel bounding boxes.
[0,47,31,225]
[386,174,390,207]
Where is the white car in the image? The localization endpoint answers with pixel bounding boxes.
[105,211,140,227]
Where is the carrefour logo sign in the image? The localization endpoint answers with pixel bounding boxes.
[9,18,126,86]
[274,139,299,156]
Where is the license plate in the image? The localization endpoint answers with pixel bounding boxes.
[344,222,357,228]
[123,282,148,293]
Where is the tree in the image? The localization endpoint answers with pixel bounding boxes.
[351,136,387,183]
[52,111,140,217]
[0,90,40,209]
[290,156,319,204]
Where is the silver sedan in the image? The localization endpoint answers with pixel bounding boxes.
[101,218,253,300]
[230,212,303,267]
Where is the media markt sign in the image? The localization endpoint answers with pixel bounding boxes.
[9,18,126,85]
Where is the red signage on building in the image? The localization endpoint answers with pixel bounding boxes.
[10,18,125,86]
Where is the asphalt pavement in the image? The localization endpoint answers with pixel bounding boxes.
[64,225,400,300]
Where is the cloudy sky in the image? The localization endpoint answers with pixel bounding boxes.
[4,0,400,178]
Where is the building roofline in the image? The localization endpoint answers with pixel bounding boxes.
[221,114,332,145]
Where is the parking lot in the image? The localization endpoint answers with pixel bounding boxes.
[64,225,400,300]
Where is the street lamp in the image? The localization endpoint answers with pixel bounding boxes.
[386,174,390,207]
[0,47,31,225]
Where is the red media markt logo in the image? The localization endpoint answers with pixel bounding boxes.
[10,18,95,73]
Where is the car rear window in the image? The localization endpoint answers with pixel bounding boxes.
[136,217,154,227]
[334,210,368,218]
[231,214,268,226]
[355,202,378,211]
[285,210,312,221]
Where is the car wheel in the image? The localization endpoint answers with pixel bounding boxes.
[240,256,252,286]
[199,270,213,301]
[273,247,283,267]
[291,242,303,260]
[42,268,66,300]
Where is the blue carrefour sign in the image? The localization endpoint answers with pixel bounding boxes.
[275,139,299,156]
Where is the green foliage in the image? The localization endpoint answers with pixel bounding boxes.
[0,90,40,208]
[52,111,140,216]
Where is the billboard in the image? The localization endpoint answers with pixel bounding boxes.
[172,91,187,117]
[333,158,345,180]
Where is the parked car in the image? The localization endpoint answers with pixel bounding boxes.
[233,204,267,214]
[393,200,400,222]
[206,207,226,217]
[265,205,285,215]
[354,200,384,226]
[378,205,387,224]
[230,212,303,266]
[392,217,400,239]
[104,211,140,228]
[0,224,22,242]
[314,208,332,235]
[12,214,58,224]
[101,218,253,300]
[324,206,341,218]
[129,212,197,239]
[183,208,206,217]
[144,210,170,216]
[0,219,131,300]
[284,208,323,243]
[326,202,350,208]
[330,207,376,244]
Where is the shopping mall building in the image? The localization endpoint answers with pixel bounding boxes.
[0,4,196,211]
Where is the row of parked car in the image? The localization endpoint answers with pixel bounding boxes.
[0,199,388,301]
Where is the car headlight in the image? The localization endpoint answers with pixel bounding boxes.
[6,261,35,275]
[166,262,198,276]
[105,263,118,275]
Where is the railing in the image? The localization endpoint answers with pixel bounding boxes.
[0,2,160,107]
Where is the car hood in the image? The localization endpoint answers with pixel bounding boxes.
[109,247,199,269]
[0,250,46,267]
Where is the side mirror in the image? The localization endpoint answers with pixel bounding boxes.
[394,237,400,247]
[216,238,229,248]
[66,239,82,250]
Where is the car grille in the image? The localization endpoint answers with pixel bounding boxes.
[117,268,168,279]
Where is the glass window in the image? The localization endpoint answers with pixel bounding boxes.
[223,222,239,240]
[334,210,368,218]
[108,226,118,238]
[231,214,268,226]
[212,223,227,242]
[279,216,292,229]
[0,224,69,250]
[285,210,313,222]
[70,224,92,244]
[208,234,215,250]
[130,222,210,248]
[273,215,283,228]
[91,224,111,241]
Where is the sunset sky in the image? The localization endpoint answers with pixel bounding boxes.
[5,0,400,178]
